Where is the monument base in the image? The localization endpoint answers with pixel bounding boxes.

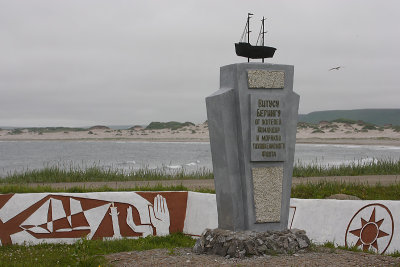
[193,228,310,258]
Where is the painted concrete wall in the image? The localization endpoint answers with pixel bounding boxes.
[1,191,399,255]
[0,191,216,245]
[289,198,398,254]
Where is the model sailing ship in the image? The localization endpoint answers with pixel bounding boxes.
[235,13,276,62]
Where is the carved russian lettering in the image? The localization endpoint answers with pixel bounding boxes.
[250,95,286,161]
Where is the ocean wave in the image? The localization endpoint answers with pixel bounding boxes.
[118,160,136,165]
[167,165,182,169]
[185,160,201,166]
[359,158,378,165]
[372,146,400,151]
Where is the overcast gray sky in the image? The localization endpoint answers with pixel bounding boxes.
[1,0,399,127]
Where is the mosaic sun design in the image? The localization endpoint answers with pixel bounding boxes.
[345,203,394,254]
[349,208,389,251]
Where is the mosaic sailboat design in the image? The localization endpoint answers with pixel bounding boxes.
[20,198,91,238]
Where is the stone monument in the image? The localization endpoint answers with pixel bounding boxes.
[206,63,299,232]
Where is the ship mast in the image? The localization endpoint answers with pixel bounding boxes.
[261,17,266,63]
[247,13,253,62]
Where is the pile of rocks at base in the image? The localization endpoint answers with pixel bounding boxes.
[193,228,311,259]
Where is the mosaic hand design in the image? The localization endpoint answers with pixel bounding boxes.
[149,194,170,236]
[126,206,153,237]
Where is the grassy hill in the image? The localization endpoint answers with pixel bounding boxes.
[145,121,195,130]
[299,109,400,126]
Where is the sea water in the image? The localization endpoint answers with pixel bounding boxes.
[0,141,400,177]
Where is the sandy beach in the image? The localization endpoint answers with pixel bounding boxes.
[1,121,400,146]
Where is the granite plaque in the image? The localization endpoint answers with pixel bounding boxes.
[248,70,285,89]
[252,166,283,223]
[250,95,286,161]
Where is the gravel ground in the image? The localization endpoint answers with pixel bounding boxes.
[105,247,400,266]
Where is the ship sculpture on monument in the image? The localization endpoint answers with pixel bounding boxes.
[235,13,276,62]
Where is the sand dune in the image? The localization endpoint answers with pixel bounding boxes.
[1,121,399,146]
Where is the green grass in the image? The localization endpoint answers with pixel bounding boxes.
[292,181,400,200]
[0,233,195,267]
[145,121,195,130]
[2,159,399,184]
[320,241,400,257]
[332,118,358,124]
[311,129,325,133]
[0,184,218,194]
[0,164,213,184]
[3,181,400,200]
[298,109,400,126]
[293,159,400,177]
[8,129,23,135]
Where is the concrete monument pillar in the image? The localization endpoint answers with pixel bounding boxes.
[206,63,299,231]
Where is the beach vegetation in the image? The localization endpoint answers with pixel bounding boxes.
[2,180,400,200]
[297,122,310,129]
[8,129,23,135]
[0,184,205,194]
[299,109,400,126]
[293,158,400,177]
[0,233,195,267]
[1,159,399,184]
[311,129,324,133]
[26,127,87,133]
[292,181,400,200]
[0,164,213,183]
[88,125,110,130]
[331,118,358,124]
[321,124,338,129]
[362,124,377,130]
[146,121,195,131]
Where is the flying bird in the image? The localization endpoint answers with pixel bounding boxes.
[329,66,343,71]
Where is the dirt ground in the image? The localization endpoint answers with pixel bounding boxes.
[105,247,400,267]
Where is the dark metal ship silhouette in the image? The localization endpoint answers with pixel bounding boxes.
[235,13,276,62]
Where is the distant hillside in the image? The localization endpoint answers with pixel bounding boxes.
[23,127,87,133]
[89,125,110,130]
[145,121,195,130]
[299,109,400,126]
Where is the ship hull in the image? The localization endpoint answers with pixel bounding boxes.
[235,42,276,59]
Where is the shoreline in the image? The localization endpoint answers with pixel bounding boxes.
[296,137,400,146]
[0,137,211,143]
[1,137,400,146]
[1,120,400,146]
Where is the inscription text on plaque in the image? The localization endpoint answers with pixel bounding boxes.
[250,95,286,161]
